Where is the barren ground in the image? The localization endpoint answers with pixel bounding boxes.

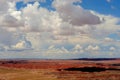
[0,59,120,80]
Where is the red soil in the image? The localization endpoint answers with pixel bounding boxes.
[0,60,120,69]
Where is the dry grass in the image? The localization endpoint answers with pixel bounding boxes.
[0,67,57,80]
[0,67,120,80]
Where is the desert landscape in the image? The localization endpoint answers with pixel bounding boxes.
[0,59,120,80]
[0,0,120,80]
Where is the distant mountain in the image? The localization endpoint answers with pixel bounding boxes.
[71,58,119,61]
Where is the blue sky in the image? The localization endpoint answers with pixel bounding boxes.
[0,0,120,59]
[16,0,120,40]
[16,0,54,11]
[81,0,120,17]
[16,0,120,17]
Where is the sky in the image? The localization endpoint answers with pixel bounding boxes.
[0,0,120,59]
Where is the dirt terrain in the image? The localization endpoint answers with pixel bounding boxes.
[0,59,120,80]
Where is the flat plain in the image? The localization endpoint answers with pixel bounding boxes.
[0,59,120,80]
